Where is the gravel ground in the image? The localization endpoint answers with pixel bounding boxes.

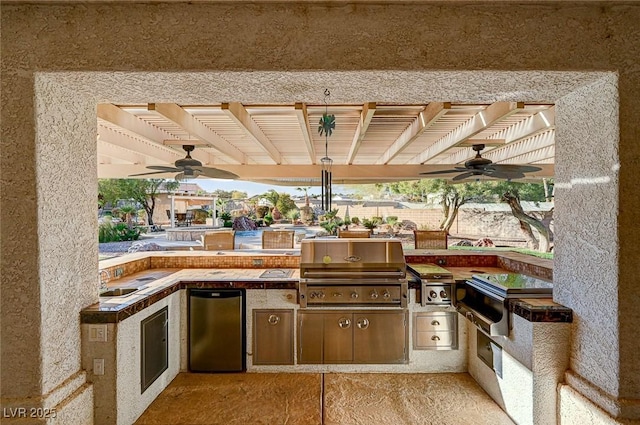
[99,241,136,254]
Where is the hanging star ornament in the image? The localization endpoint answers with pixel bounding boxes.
[318,113,336,137]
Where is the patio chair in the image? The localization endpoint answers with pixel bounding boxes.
[201,230,235,251]
[185,210,195,227]
[414,230,448,249]
[338,229,371,238]
[262,230,295,249]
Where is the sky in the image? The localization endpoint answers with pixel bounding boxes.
[192,178,352,197]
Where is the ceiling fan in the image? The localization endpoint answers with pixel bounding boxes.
[420,144,542,181]
[129,145,238,180]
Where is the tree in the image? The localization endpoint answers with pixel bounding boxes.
[486,180,554,252]
[260,190,297,216]
[98,179,179,227]
[296,186,311,205]
[387,179,490,232]
[231,190,247,200]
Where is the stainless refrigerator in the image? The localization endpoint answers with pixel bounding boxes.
[188,289,246,372]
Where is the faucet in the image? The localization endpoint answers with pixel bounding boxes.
[99,269,111,292]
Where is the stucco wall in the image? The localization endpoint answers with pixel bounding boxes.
[2,1,639,421]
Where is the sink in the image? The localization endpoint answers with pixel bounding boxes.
[100,288,139,297]
[258,269,294,279]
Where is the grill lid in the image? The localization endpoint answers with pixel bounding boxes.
[300,239,406,279]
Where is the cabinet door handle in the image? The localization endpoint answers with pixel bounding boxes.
[338,317,351,329]
[431,320,440,326]
[356,318,369,329]
[431,335,441,341]
[268,314,280,325]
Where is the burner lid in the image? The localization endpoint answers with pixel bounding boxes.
[470,273,552,297]
[407,263,453,279]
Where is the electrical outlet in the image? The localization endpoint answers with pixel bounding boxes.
[93,358,105,375]
[88,324,107,342]
[114,267,124,278]
[252,258,263,266]
[436,258,447,266]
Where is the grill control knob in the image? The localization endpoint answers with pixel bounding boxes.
[317,291,325,299]
[369,290,379,300]
[383,291,391,299]
[429,290,438,299]
[440,290,448,299]
[309,292,316,299]
[351,292,359,299]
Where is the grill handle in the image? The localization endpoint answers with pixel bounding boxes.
[302,271,405,278]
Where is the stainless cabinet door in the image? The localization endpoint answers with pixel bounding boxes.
[353,311,407,364]
[298,311,324,364]
[323,313,354,363]
[253,310,294,365]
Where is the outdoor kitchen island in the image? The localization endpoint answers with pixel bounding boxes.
[83,246,570,425]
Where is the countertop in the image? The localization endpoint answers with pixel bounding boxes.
[84,261,566,324]
[445,266,514,281]
[83,268,300,323]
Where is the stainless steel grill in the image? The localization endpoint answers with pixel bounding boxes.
[298,239,408,308]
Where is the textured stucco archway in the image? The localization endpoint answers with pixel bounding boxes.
[2,2,639,423]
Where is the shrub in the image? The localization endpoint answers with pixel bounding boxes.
[256,206,270,218]
[362,218,378,230]
[286,209,300,221]
[386,216,398,225]
[351,217,360,225]
[98,221,141,242]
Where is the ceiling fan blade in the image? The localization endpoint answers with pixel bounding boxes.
[146,165,181,172]
[420,167,468,176]
[199,167,239,180]
[129,170,176,177]
[489,164,542,173]
[485,170,525,180]
[452,171,476,181]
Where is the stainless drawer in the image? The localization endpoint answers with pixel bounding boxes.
[413,312,458,350]
[415,330,457,349]
[415,312,456,331]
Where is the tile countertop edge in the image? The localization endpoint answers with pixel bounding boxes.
[510,299,573,323]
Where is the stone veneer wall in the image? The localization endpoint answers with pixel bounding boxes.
[2,2,639,423]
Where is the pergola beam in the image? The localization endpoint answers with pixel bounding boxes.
[442,107,555,164]
[346,102,376,165]
[412,101,524,164]
[98,103,171,145]
[376,102,451,165]
[294,103,317,163]
[97,124,182,164]
[221,102,282,164]
[498,144,555,165]
[149,103,245,164]
[98,163,554,180]
[97,103,211,165]
[97,139,146,164]
[486,131,555,163]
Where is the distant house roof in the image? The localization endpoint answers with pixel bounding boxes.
[159,182,204,193]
